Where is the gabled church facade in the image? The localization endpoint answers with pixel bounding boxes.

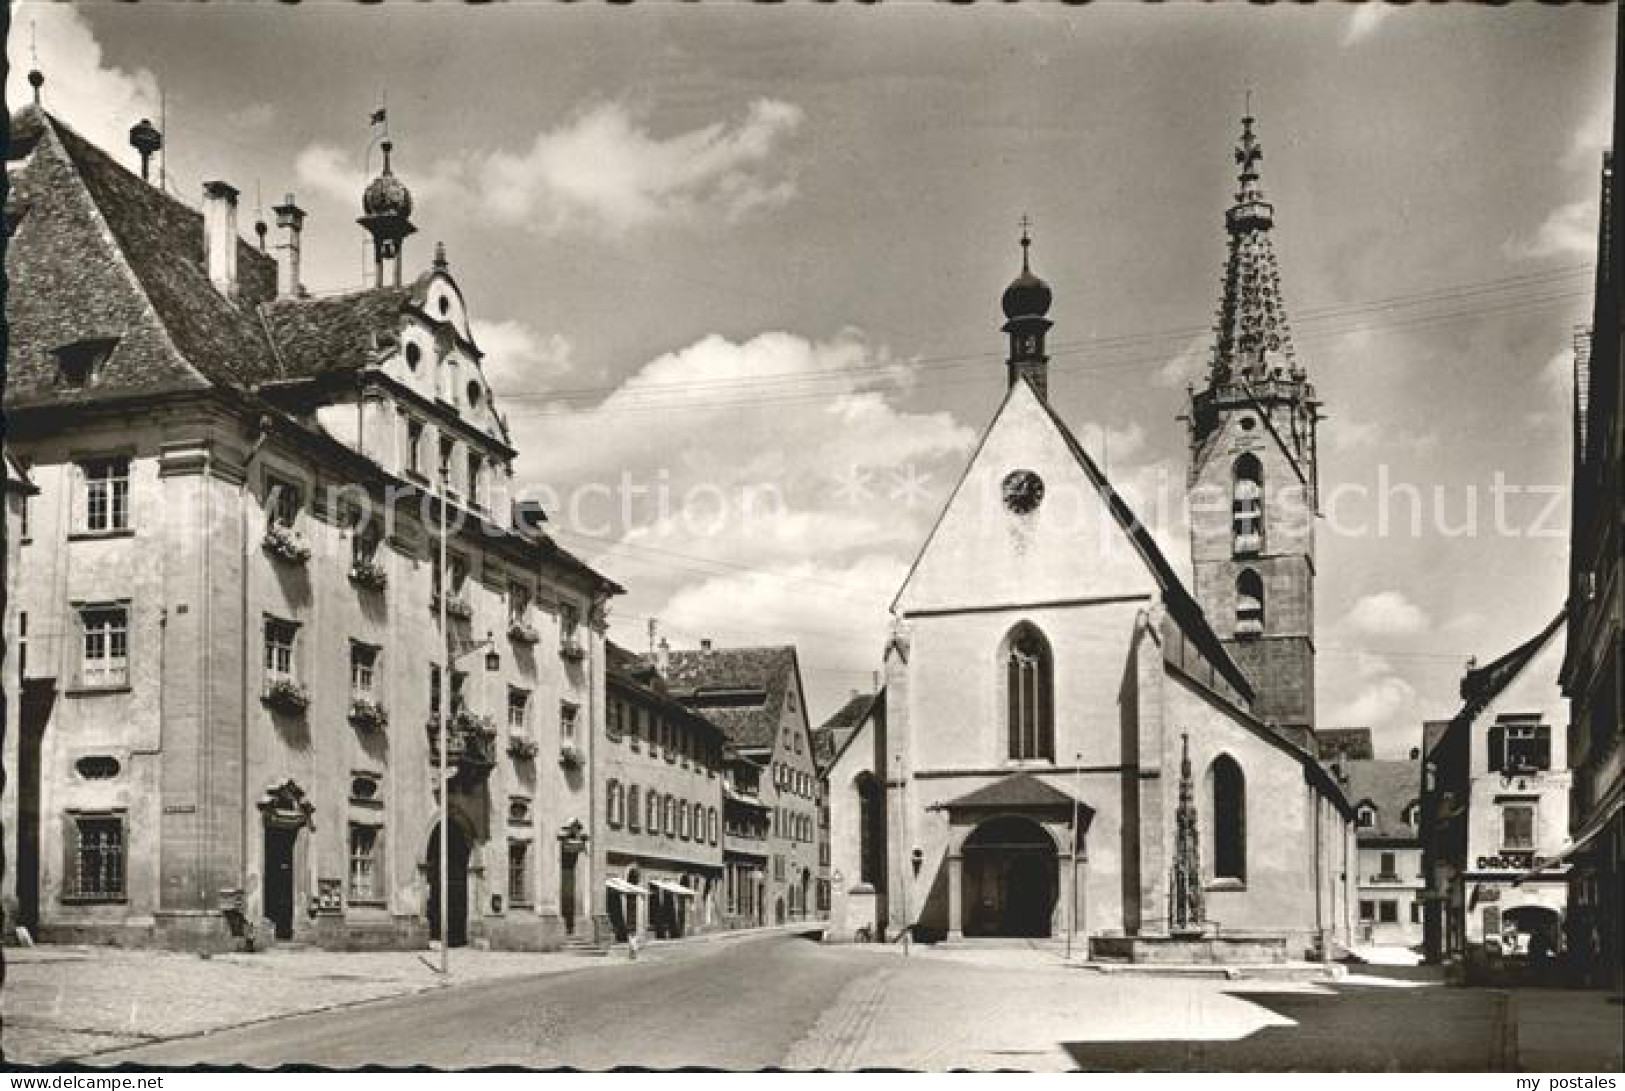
[827,118,1356,958]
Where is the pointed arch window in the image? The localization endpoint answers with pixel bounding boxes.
[1233,454,1263,556]
[1004,624,1054,761]
[1235,569,1264,637]
[1210,755,1246,882]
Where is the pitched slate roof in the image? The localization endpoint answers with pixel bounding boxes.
[5,107,281,408]
[662,645,799,752]
[1316,728,1375,761]
[1341,758,1421,844]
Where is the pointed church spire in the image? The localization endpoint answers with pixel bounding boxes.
[1210,112,1299,386]
[1000,215,1054,400]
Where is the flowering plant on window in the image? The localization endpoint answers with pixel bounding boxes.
[507,736,539,761]
[433,591,474,621]
[558,742,584,769]
[507,618,541,644]
[348,697,389,732]
[262,677,311,715]
[262,522,312,564]
[348,558,388,592]
[559,635,586,662]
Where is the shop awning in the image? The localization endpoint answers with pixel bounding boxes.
[650,879,696,897]
[606,878,648,896]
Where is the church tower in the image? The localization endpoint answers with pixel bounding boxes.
[1187,114,1321,737]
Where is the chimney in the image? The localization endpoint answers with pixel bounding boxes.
[272,194,306,300]
[202,181,240,298]
[657,637,671,676]
[700,638,713,653]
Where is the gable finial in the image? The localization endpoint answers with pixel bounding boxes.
[27,21,44,106]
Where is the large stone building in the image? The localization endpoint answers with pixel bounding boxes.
[827,117,1356,956]
[1561,42,1624,990]
[662,643,823,924]
[1,100,617,950]
[597,642,726,942]
[1421,613,1571,980]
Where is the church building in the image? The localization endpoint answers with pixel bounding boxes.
[826,117,1357,959]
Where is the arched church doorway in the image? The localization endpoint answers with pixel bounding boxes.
[963,816,1057,938]
[426,821,473,947]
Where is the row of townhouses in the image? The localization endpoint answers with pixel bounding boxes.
[0,96,830,952]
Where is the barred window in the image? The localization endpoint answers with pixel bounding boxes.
[68,813,124,902]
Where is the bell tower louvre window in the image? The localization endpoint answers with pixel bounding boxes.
[1235,569,1265,637]
[1232,454,1263,556]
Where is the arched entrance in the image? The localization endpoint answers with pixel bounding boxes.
[962,816,1058,938]
[426,821,473,947]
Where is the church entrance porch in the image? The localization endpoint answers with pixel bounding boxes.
[962,817,1057,937]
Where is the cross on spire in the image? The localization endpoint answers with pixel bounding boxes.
[1018,213,1033,271]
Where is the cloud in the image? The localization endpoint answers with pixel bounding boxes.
[5,6,159,155]
[473,320,582,390]
[224,103,277,130]
[1564,96,1613,172]
[1343,590,1431,636]
[1330,671,1418,742]
[1507,198,1599,260]
[1342,4,1394,47]
[1541,348,1572,401]
[1152,334,1211,388]
[295,98,805,237]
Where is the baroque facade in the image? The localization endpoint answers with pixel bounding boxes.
[1,103,617,950]
[826,117,1356,956]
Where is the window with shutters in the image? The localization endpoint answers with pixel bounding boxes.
[1493,715,1551,773]
[66,812,125,902]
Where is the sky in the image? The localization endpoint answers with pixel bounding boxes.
[8,4,1613,755]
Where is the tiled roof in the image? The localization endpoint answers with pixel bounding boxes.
[813,691,878,770]
[1316,728,1375,761]
[1342,758,1421,843]
[260,285,418,379]
[663,645,798,751]
[5,107,281,409]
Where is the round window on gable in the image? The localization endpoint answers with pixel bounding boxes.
[76,755,121,780]
[1239,416,1257,432]
[405,342,422,369]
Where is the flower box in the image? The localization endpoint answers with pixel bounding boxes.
[433,592,474,621]
[559,742,584,769]
[262,677,311,715]
[559,637,586,662]
[348,559,388,592]
[507,736,539,761]
[428,710,499,773]
[262,523,312,565]
[348,697,389,732]
[507,619,541,645]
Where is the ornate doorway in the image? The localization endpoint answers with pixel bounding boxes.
[962,816,1057,938]
[258,779,313,942]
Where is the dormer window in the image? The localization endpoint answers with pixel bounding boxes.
[54,337,119,388]
[1356,804,1377,829]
